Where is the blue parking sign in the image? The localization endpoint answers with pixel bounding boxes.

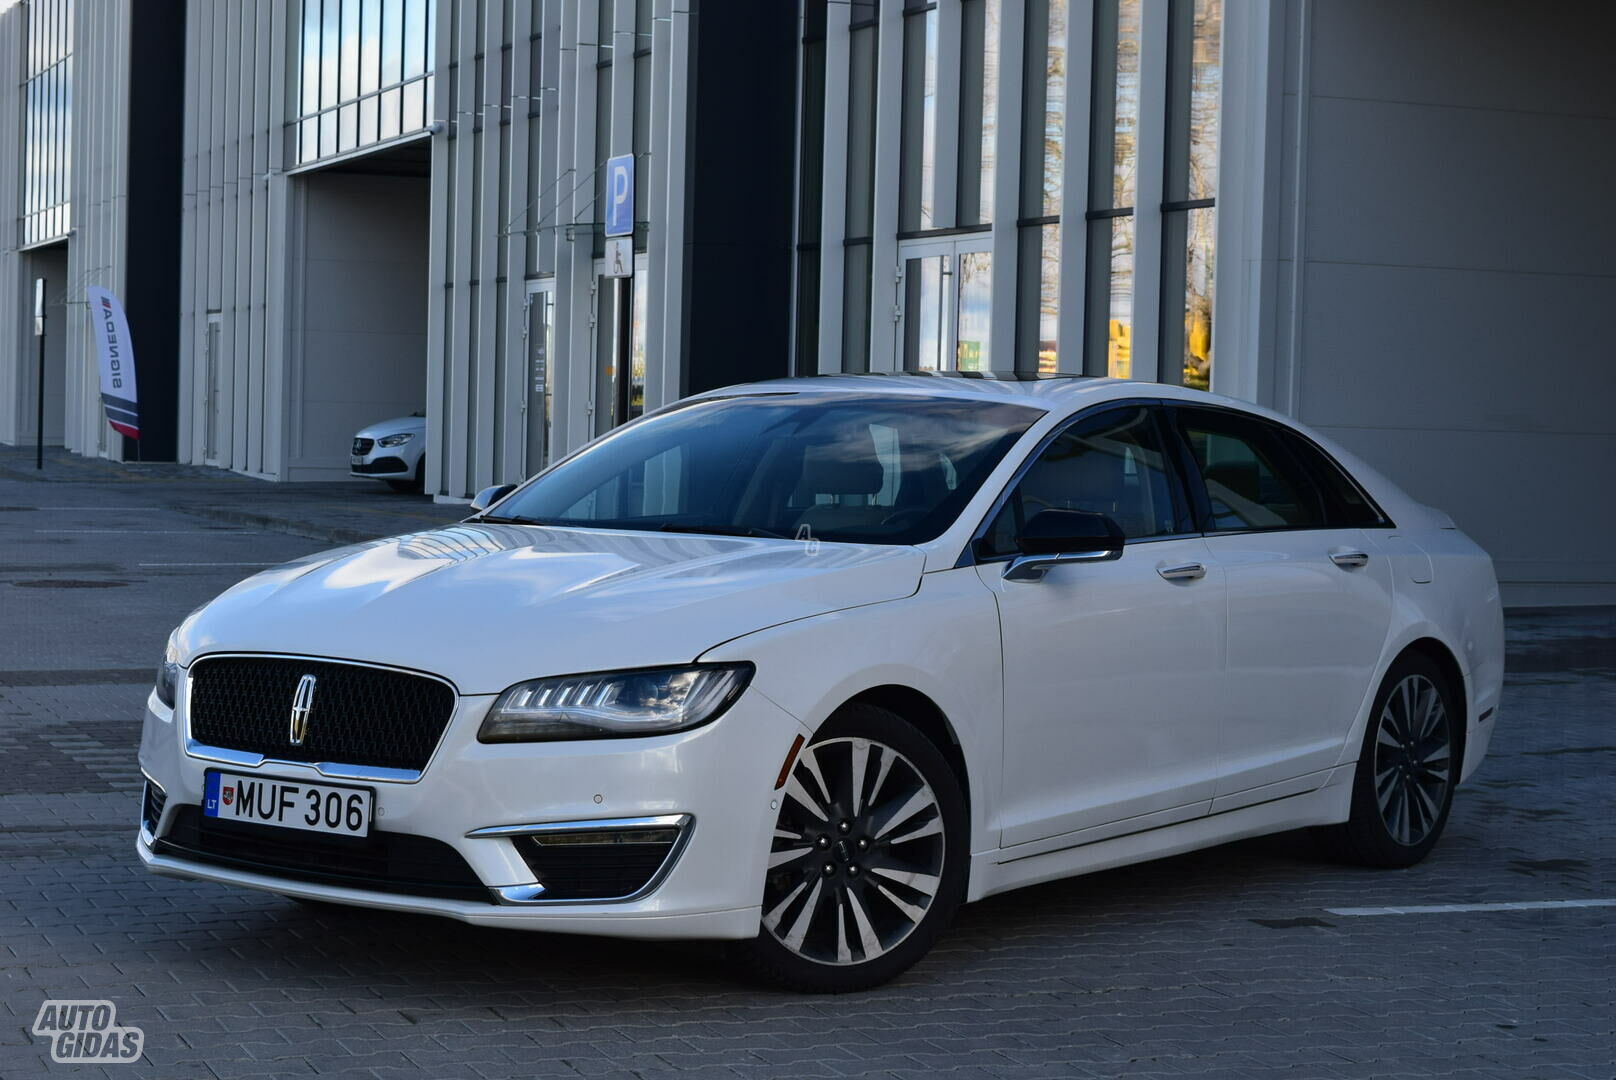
[605,154,634,238]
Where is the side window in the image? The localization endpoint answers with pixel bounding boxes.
[1271,428,1389,528]
[1175,409,1326,531]
[981,406,1182,555]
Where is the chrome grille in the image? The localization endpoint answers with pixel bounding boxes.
[188,657,455,773]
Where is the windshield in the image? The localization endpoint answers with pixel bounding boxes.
[488,392,1041,545]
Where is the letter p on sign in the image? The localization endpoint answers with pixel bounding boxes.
[605,154,634,238]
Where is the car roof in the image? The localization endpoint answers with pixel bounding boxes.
[693,372,1234,412]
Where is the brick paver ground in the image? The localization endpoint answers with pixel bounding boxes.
[0,456,1611,1079]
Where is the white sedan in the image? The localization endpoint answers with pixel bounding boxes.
[138,375,1503,991]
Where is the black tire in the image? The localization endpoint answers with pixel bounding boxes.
[386,459,425,494]
[1319,652,1460,868]
[734,704,969,993]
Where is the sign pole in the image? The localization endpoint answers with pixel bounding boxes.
[33,278,45,470]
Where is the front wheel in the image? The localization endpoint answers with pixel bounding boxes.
[1320,653,1460,868]
[736,704,968,992]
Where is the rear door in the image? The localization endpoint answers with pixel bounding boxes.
[1167,406,1394,809]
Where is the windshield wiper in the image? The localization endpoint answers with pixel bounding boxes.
[468,514,550,525]
[656,522,790,540]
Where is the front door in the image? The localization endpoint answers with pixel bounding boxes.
[979,404,1226,848]
[523,280,555,477]
[898,237,993,372]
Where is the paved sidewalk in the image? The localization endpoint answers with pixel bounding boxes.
[0,445,465,547]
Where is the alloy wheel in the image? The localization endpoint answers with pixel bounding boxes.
[1372,673,1452,846]
[763,737,947,967]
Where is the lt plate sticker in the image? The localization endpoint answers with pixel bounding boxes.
[203,771,372,837]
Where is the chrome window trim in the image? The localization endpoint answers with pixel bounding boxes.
[181,652,461,785]
[1164,402,1397,532]
[471,814,696,906]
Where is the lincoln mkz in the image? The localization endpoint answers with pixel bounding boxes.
[138,374,1503,991]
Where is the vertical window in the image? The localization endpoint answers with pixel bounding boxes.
[21,0,73,246]
[957,251,993,371]
[1022,0,1066,219]
[901,255,946,371]
[843,245,874,374]
[1015,0,1065,371]
[632,0,652,235]
[402,0,427,129]
[957,0,1000,227]
[595,0,613,256]
[340,0,361,150]
[796,0,828,374]
[899,1,939,233]
[1083,0,1141,377]
[629,270,648,422]
[844,0,880,373]
[1159,0,1221,390]
[1015,221,1061,372]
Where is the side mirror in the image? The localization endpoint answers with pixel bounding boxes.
[1004,509,1125,582]
[469,484,517,514]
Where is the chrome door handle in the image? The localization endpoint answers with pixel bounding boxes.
[1330,550,1370,569]
[1157,562,1206,582]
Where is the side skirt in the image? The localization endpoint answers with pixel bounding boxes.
[967,769,1355,903]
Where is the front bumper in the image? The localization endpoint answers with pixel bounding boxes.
[349,439,418,479]
[137,683,809,940]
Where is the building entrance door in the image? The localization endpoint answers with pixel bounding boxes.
[522,279,555,477]
[203,313,222,464]
[897,237,993,372]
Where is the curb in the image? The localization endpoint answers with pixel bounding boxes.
[172,502,464,547]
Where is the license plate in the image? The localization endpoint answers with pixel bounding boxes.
[203,771,372,837]
[350,455,364,466]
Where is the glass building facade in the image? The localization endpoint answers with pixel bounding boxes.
[796,0,1222,389]
[23,0,72,247]
[294,0,436,165]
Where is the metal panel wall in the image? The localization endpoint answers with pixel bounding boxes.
[62,0,127,461]
[424,0,693,498]
[177,0,292,477]
[0,6,26,446]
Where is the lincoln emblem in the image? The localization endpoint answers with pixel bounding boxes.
[288,674,318,747]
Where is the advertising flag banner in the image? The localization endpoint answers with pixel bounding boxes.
[85,287,140,439]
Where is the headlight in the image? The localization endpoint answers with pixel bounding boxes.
[478,663,753,742]
[377,432,416,447]
[155,630,181,709]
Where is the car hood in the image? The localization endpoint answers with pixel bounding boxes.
[354,415,426,439]
[176,524,925,693]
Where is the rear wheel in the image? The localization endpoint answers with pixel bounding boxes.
[1321,653,1459,868]
[736,705,968,992]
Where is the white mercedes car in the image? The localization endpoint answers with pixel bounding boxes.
[138,375,1503,991]
[350,414,426,492]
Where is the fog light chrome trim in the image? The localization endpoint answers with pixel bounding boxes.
[472,814,694,905]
